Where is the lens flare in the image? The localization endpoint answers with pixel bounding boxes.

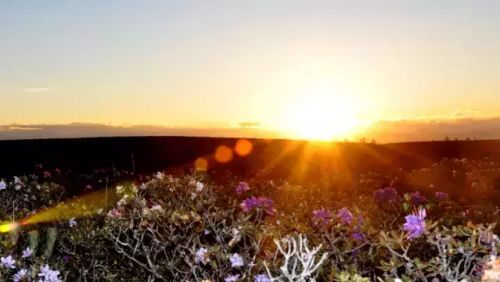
[0,222,19,233]
[215,145,233,163]
[0,188,120,233]
[194,157,209,171]
[235,139,253,157]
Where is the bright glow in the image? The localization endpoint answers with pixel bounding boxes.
[0,222,19,233]
[281,89,362,140]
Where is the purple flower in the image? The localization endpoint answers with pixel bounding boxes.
[38,264,61,282]
[351,232,365,242]
[257,197,277,216]
[312,209,332,226]
[229,253,244,268]
[195,247,210,265]
[1,255,16,269]
[435,191,449,201]
[235,182,250,194]
[337,207,353,225]
[241,197,260,212]
[13,269,28,282]
[403,208,427,240]
[225,274,241,282]
[373,187,399,204]
[410,191,427,206]
[22,247,33,258]
[254,274,272,282]
[240,197,276,216]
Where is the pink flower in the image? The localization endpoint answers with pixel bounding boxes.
[235,182,250,194]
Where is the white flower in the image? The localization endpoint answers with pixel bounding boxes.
[116,185,124,194]
[229,253,244,268]
[195,181,204,192]
[394,279,403,282]
[14,176,22,185]
[22,247,33,258]
[1,255,16,269]
[225,274,240,282]
[155,172,164,180]
[68,218,77,228]
[150,204,163,212]
[13,268,28,282]
[0,180,6,190]
[195,247,210,265]
[38,264,61,282]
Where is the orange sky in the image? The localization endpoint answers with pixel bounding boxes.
[1,1,499,140]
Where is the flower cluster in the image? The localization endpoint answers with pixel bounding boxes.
[336,207,353,225]
[409,191,427,206]
[373,187,399,204]
[312,209,332,226]
[240,196,276,216]
[38,265,61,282]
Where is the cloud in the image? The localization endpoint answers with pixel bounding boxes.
[23,87,51,93]
[0,123,284,140]
[238,122,261,128]
[361,117,500,143]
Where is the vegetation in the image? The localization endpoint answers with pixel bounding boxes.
[0,159,499,281]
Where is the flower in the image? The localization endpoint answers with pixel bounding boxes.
[13,268,28,282]
[435,191,449,201]
[22,247,33,258]
[229,253,244,268]
[1,255,16,269]
[195,247,210,265]
[108,208,124,218]
[337,207,353,225]
[155,172,164,180]
[14,176,22,185]
[351,232,365,242]
[38,265,61,282]
[312,209,332,226]
[225,274,241,282]
[195,181,204,192]
[240,197,276,216]
[410,191,427,206]
[241,197,259,212]
[0,180,6,190]
[254,274,271,282]
[68,218,77,228]
[403,208,427,239]
[373,187,399,204]
[235,182,250,194]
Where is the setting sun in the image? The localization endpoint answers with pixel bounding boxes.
[282,91,361,141]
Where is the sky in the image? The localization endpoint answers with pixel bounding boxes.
[1,1,499,140]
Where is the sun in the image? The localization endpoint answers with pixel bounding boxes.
[282,90,361,141]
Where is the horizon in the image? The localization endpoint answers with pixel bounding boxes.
[1,1,500,141]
